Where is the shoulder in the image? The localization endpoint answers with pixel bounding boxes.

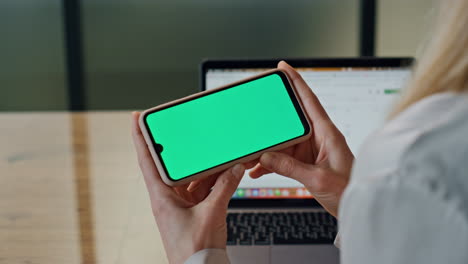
[350,93,468,183]
[339,172,468,264]
[338,92,468,263]
[348,92,468,219]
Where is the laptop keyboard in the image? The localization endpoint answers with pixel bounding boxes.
[226,211,337,245]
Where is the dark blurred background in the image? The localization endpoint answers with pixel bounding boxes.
[0,0,433,111]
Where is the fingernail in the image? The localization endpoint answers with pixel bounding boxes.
[232,164,245,178]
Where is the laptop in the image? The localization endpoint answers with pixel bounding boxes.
[200,58,413,264]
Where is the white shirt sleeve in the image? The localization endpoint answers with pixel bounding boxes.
[339,176,468,264]
[184,248,230,264]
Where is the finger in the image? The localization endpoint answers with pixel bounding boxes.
[244,158,260,170]
[205,164,245,207]
[188,156,258,192]
[188,159,255,192]
[187,172,219,192]
[260,152,348,211]
[187,178,204,192]
[188,173,220,202]
[131,112,173,197]
[249,144,297,178]
[278,61,331,124]
[173,183,195,202]
[260,151,344,194]
[249,163,271,179]
[259,152,317,185]
[294,140,316,164]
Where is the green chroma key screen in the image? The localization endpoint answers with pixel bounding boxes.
[144,72,309,181]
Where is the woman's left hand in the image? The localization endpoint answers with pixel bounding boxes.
[131,111,247,264]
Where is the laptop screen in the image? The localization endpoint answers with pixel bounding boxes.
[204,64,411,200]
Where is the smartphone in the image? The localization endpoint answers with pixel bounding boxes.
[139,69,311,186]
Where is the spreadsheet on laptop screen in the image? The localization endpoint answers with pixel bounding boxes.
[205,67,411,199]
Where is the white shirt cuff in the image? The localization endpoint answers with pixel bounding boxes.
[184,248,230,264]
[334,231,341,249]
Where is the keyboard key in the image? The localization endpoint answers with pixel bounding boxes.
[226,211,337,245]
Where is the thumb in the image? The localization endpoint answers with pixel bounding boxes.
[259,152,319,185]
[205,164,245,207]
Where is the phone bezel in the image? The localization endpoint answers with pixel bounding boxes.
[140,69,311,185]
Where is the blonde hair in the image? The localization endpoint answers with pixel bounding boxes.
[389,0,468,119]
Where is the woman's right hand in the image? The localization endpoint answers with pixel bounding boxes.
[250,61,355,218]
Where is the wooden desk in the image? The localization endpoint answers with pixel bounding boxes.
[0,112,168,264]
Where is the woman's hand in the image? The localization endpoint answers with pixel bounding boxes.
[131,112,248,264]
[250,61,355,218]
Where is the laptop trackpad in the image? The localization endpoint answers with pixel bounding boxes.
[271,245,340,264]
[227,246,270,264]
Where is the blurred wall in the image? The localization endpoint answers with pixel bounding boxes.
[82,0,359,110]
[376,0,435,56]
[1,0,434,111]
[0,0,67,111]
